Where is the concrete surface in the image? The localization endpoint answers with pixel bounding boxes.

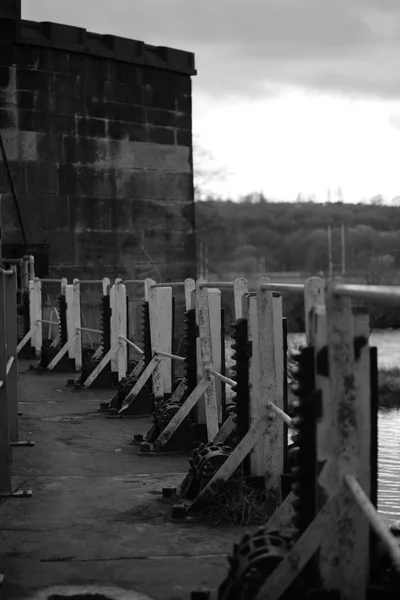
[0,362,248,600]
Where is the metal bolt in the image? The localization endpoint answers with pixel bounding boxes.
[133,433,144,442]
[191,589,211,600]
[140,442,151,453]
[170,504,187,519]
[162,486,177,499]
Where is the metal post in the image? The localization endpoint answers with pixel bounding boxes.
[5,269,18,443]
[341,224,346,275]
[327,225,333,276]
[0,270,12,495]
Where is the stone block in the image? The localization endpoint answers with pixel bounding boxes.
[0,107,16,128]
[0,66,12,88]
[63,136,102,165]
[130,141,190,172]
[16,193,71,231]
[26,162,59,194]
[0,0,21,20]
[19,109,50,133]
[127,124,148,143]
[146,107,176,128]
[0,161,26,194]
[103,80,143,105]
[14,45,50,71]
[17,89,36,110]
[52,73,82,97]
[177,94,191,113]
[76,117,106,138]
[175,112,191,130]
[0,43,14,67]
[177,129,192,147]
[147,126,175,146]
[17,68,51,93]
[37,133,63,162]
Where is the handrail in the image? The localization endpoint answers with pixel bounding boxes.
[207,367,235,387]
[198,281,234,288]
[267,402,296,430]
[119,335,144,355]
[344,474,400,571]
[333,283,400,304]
[154,349,185,362]
[260,283,305,293]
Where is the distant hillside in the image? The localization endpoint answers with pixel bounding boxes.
[195,199,400,278]
[194,199,400,331]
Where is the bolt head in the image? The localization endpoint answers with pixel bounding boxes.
[133,433,144,442]
[162,486,177,499]
[170,504,187,519]
[140,442,151,453]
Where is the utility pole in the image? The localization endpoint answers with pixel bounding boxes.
[327,225,333,276]
[341,224,346,275]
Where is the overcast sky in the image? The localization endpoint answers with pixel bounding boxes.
[23,1,400,202]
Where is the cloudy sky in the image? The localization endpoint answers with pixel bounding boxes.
[23,1,400,202]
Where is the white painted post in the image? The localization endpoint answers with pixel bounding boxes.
[304,276,325,344]
[115,279,128,381]
[110,282,118,375]
[102,277,110,296]
[148,282,173,398]
[184,278,196,311]
[196,281,219,440]
[65,284,75,360]
[61,277,68,295]
[30,278,42,357]
[233,277,249,319]
[73,279,82,371]
[256,276,283,510]
[325,278,370,598]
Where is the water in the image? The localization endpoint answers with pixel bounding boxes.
[226,329,400,524]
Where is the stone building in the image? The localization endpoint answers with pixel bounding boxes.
[0,0,197,285]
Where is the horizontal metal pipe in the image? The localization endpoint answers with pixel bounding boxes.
[333,283,400,304]
[0,268,15,276]
[151,282,185,288]
[1,258,23,264]
[77,327,102,334]
[207,367,235,387]
[79,280,104,284]
[267,402,297,430]
[38,319,59,325]
[6,355,15,375]
[260,283,305,293]
[119,335,144,355]
[124,280,145,284]
[155,350,185,362]
[344,474,400,571]
[198,281,234,289]
[39,278,62,283]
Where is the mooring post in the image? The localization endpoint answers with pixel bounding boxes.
[115,279,128,381]
[30,278,42,357]
[147,280,173,399]
[72,279,82,371]
[325,278,370,598]
[257,277,283,510]
[196,280,220,440]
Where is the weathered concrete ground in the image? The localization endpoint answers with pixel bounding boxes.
[0,363,247,600]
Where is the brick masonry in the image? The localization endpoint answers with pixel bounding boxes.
[0,12,197,294]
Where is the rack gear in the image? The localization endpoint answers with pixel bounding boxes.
[17,290,35,358]
[37,294,74,372]
[217,527,296,600]
[229,317,250,449]
[288,345,317,537]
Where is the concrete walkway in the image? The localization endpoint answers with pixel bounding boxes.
[0,363,246,600]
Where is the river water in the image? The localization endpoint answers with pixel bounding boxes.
[289,329,400,524]
[227,329,400,524]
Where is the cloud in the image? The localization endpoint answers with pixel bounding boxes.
[22,0,400,99]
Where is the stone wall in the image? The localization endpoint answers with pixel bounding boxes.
[0,15,196,287]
